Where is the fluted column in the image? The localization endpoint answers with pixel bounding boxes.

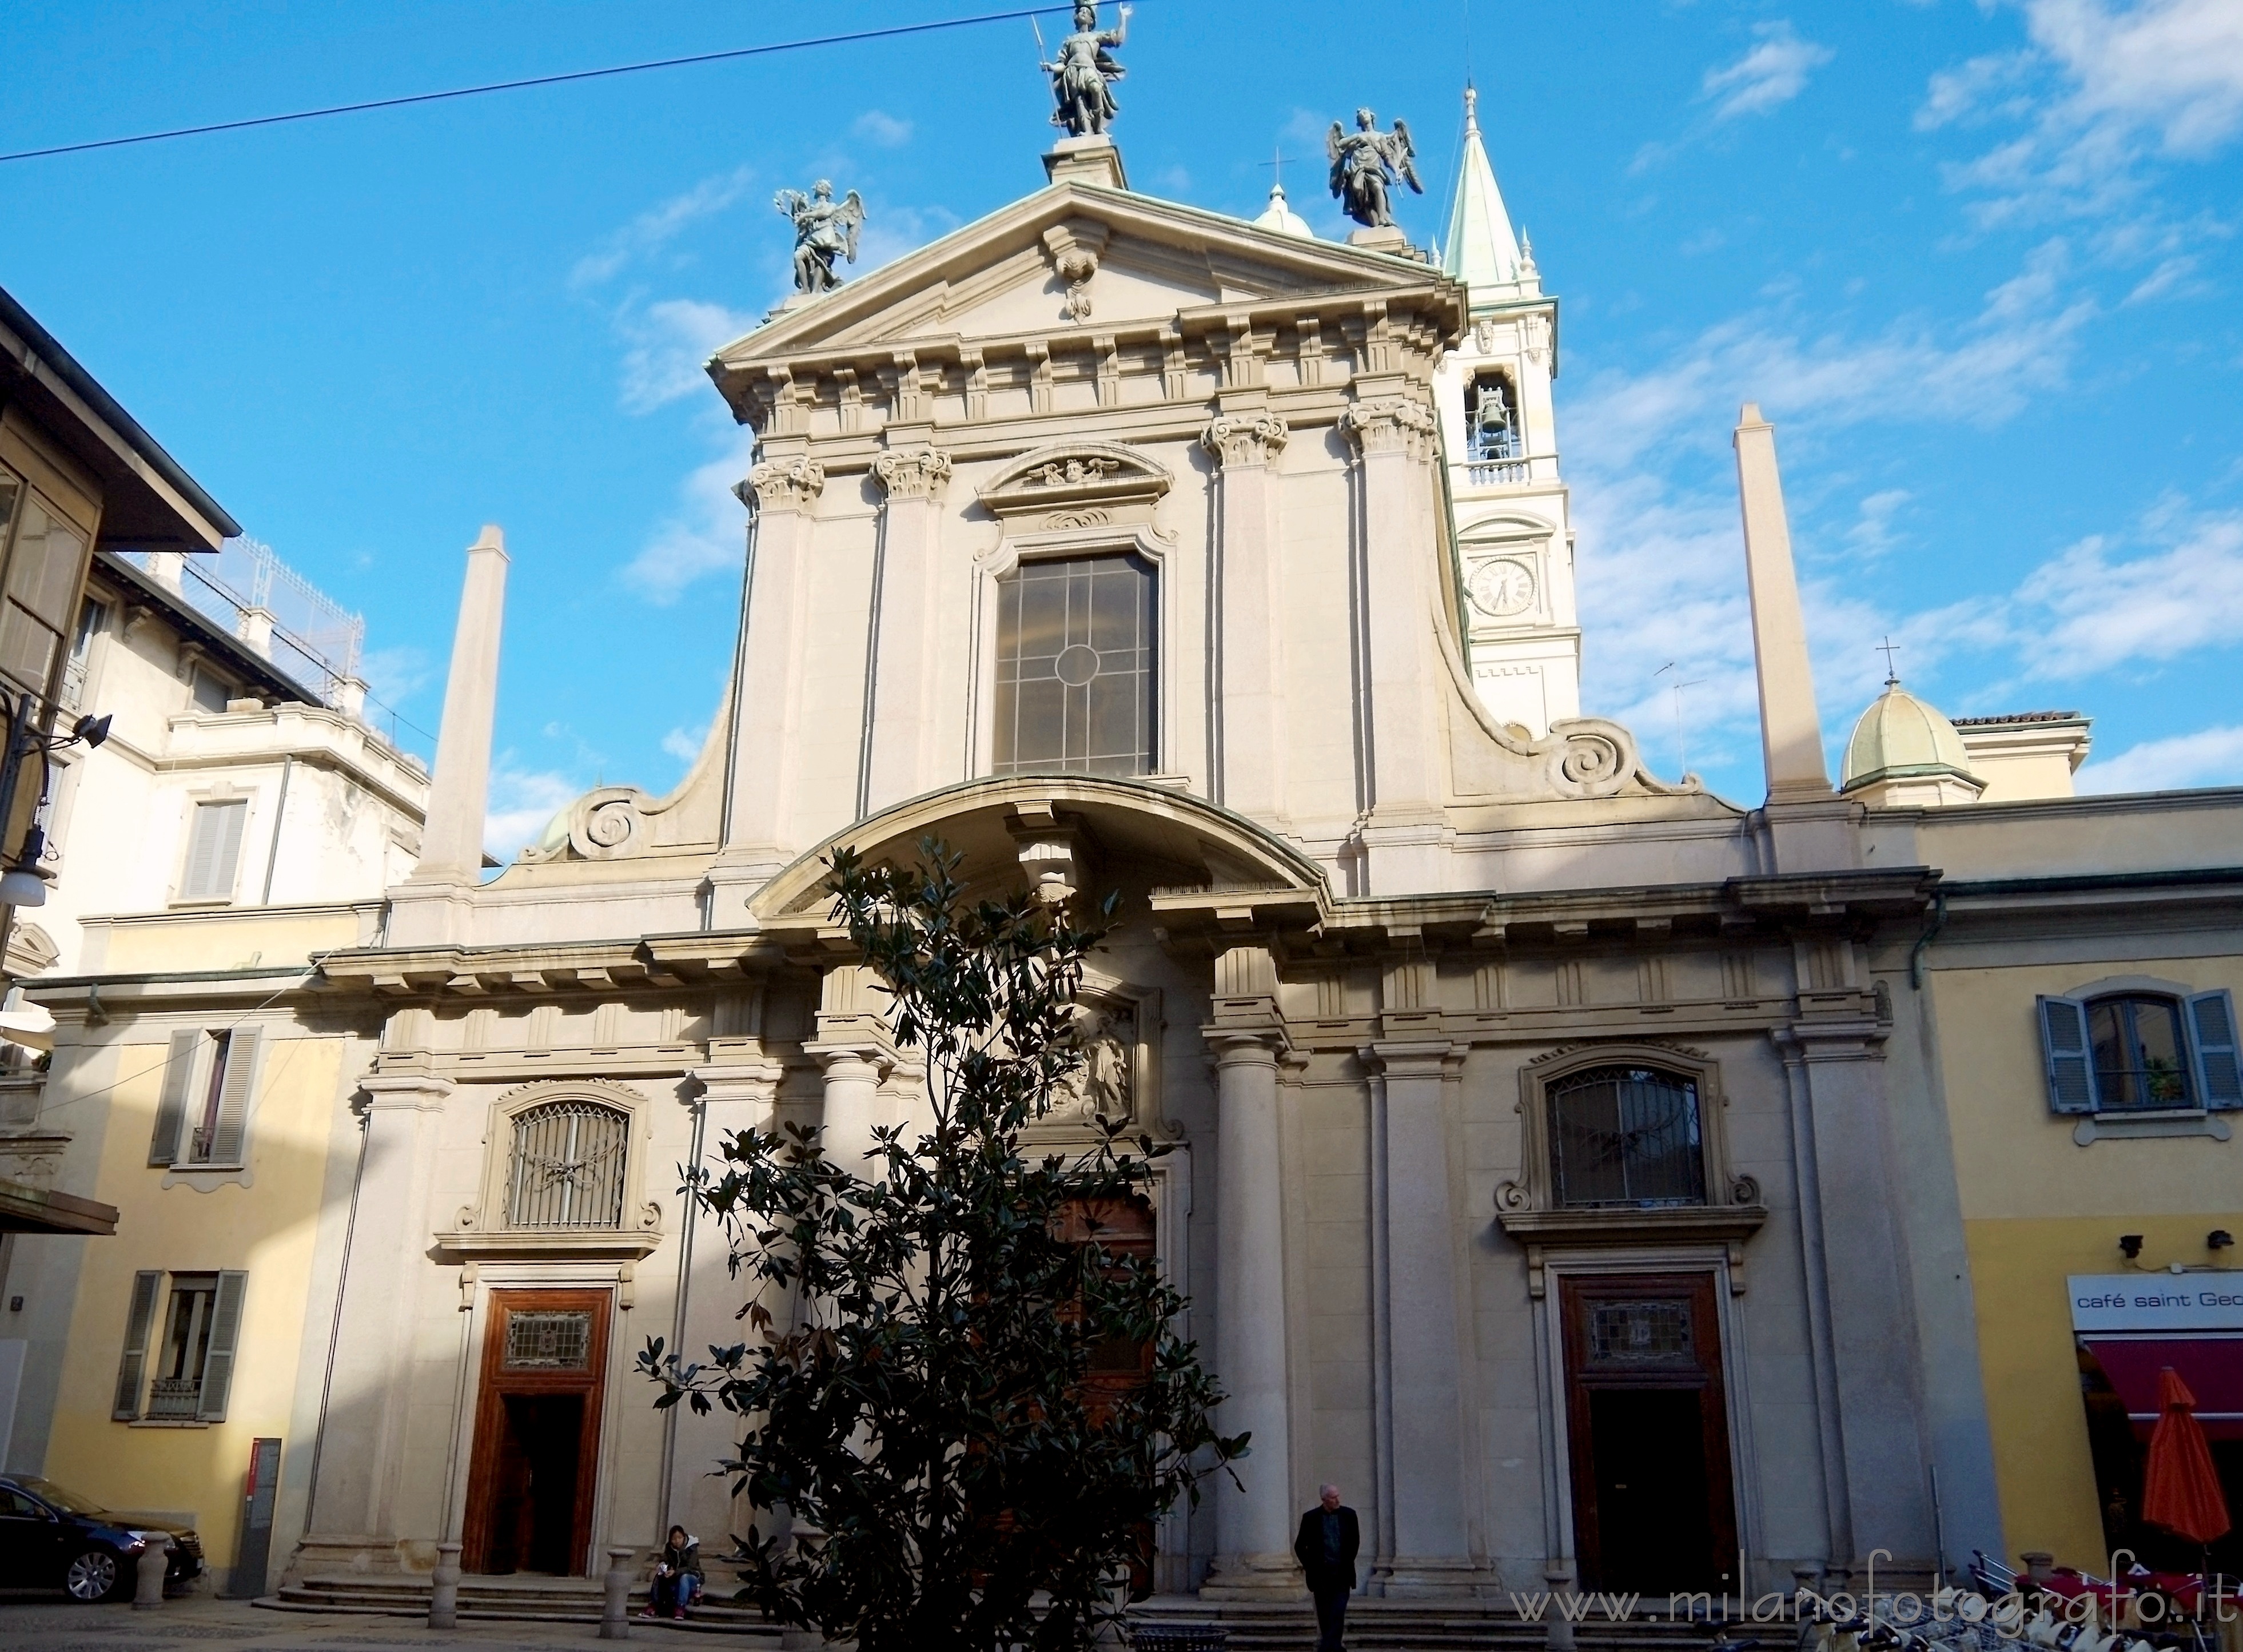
[1341,393,1444,893]
[716,455,824,910]
[1203,412,1289,823]
[1202,1018,1300,1597]
[863,440,954,815]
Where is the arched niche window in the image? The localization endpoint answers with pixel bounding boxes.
[991,553,1154,778]
[1464,371,1521,462]
[505,1099,630,1229]
[1548,1064,1707,1209]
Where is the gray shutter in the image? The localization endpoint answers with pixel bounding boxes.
[113,1270,162,1419]
[2188,990,2241,1110]
[2037,996,2097,1113]
[182,799,247,900]
[197,1271,249,1422]
[148,1029,202,1165]
[206,1028,262,1166]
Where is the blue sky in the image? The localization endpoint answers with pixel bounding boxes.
[7,1,2241,849]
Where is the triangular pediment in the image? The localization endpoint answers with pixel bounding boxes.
[711,178,1459,386]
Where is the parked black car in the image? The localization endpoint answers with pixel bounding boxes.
[0,1475,204,1601]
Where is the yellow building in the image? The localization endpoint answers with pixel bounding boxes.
[1844,679,2243,1579]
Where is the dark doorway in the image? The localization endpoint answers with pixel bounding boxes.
[462,1290,610,1576]
[1561,1273,1738,1594]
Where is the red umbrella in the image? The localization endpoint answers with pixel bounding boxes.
[2140,1367,2232,1546]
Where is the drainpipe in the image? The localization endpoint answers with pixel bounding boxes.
[656,1086,710,1535]
[260,755,293,904]
[1909,891,1947,990]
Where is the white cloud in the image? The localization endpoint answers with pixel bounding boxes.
[1567,240,2093,476]
[852,110,913,148]
[2012,512,2243,678]
[2023,0,2243,154]
[484,761,583,862]
[570,166,755,290]
[621,429,758,604]
[662,720,710,765]
[357,643,434,708]
[1925,1,2243,229]
[616,298,758,415]
[1846,489,1914,559]
[2123,253,2206,304]
[1703,22,1834,121]
[2077,724,2243,794]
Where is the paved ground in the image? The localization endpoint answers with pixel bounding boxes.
[0,1596,720,1650]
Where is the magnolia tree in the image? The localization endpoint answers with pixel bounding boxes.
[642,841,1245,1652]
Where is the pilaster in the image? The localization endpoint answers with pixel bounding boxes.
[1202,411,1290,824]
[1202,952,1301,1597]
[864,434,954,815]
[1362,1037,1493,1595]
[714,453,825,919]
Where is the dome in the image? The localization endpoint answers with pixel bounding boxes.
[1841,678,1979,793]
[1253,183,1314,240]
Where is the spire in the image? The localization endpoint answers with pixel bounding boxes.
[1441,85,1521,293]
[1253,181,1314,239]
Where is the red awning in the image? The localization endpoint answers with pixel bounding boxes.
[2082,1336,2243,1440]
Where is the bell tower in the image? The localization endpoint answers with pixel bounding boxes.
[1432,87,1581,737]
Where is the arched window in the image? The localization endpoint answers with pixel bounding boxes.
[1464,372,1520,462]
[2086,994,2193,1109]
[992,553,1155,777]
[505,1100,629,1229]
[1548,1064,1706,1209]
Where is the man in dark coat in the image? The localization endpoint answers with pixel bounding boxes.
[1293,1483,1361,1651]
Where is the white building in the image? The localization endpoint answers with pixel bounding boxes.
[13,98,2240,1624]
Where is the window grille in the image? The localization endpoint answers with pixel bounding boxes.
[505,1100,629,1229]
[991,554,1154,778]
[1549,1064,1707,1208]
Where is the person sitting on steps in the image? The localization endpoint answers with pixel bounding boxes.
[642,1525,703,1621]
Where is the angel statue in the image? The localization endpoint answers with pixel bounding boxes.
[775,180,864,295]
[1328,108,1424,230]
[1042,2,1131,137]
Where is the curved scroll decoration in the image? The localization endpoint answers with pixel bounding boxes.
[520,785,657,863]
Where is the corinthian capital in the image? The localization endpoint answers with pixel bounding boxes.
[739,456,827,512]
[871,446,954,501]
[1338,396,1438,460]
[1201,412,1290,468]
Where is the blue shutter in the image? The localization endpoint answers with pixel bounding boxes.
[2188,990,2241,1110]
[113,1271,162,1419]
[206,1028,261,1166]
[148,1029,201,1165]
[2037,996,2097,1114]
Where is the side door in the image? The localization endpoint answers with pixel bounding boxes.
[0,1484,65,1586]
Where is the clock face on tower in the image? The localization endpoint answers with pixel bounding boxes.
[1468,557,1537,619]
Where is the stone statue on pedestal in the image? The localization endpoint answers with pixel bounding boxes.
[1042,2,1131,137]
[1328,109,1424,229]
[775,181,864,294]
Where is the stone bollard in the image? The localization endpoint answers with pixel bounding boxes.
[429,1541,463,1630]
[133,1534,170,1610]
[1544,1561,1577,1652]
[600,1544,636,1640]
[2020,1552,2054,1585]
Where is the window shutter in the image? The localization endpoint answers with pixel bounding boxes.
[2188,990,2242,1110]
[181,799,247,900]
[197,1271,249,1422]
[2037,996,2097,1113]
[113,1270,162,1419]
[148,1029,202,1165]
[206,1028,262,1166]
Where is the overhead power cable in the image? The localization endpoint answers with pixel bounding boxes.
[0,4,1107,165]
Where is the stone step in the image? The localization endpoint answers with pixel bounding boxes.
[263,1573,782,1638]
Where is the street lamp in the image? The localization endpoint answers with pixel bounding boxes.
[0,691,112,909]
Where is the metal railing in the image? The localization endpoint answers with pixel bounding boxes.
[146,1377,203,1419]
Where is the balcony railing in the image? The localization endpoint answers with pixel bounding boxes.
[1452,449,1556,489]
[146,1377,204,1419]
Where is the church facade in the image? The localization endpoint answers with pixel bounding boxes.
[12,97,2240,1610]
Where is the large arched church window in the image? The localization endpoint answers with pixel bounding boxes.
[505,1099,630,1229]
[1548,1064,1707,1208]
[992,553,1155,777]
